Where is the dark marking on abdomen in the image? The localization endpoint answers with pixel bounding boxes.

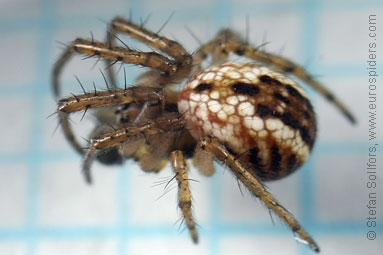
[232,82,259,96]
[194,83,213,92]
[281,112,300,129]
[274,92,290,104]
[270,145,282,176]
[285,84,314,112]
[299,126,314,149]
[249,146,264,172]
[256,104,271,117]
[286,154,297,171]
[277,112,315,149]
[259,75,283,86]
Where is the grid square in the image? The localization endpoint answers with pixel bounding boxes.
[0,0,39,20]
[315,153,383,222]
[0,31,37,87]
[56,0,125,17]
[128,237,209,255]
[220,169,301,224]
[128,164,180,226]
[36,239,117,255]
[0,96,32,153]
[0,241,26,255]
[220,236,299,255]
[128,163,210,226]
[318,9,383,65]
[318,234,383,255]
[0,164,27,227]
[38,161,117,226]
[315,77,368,142]
[234,0,298,3]
[142,0,211,12]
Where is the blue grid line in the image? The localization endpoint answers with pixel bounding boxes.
[115,1,140,254]
[208,1,234,254]
[299,1,320,254]
[1,221,382,241]
[2,0,383,33]
[24,0,57,255]
[115,3,131,255]
[1,140,381,165]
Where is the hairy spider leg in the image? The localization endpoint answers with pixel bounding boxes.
[198,136,320,253]
[192,29,355,124]
[82,111,185,183]
[53,18,194,155]
[106,17,193,87]
[171,150,198,243]
[53,38,179,98]
[83,122,162,183]
[57,86,164,156]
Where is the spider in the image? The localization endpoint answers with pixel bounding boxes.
[52,16,356,253]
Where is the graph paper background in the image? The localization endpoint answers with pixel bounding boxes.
[0,0,382,254]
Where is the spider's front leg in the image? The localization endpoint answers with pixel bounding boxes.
[52,38,178,98]
[197,136,320,253]
[57,86,164,156]
[106,17,193,87]
[83,122,163,183]
[170,150,198,243]
[82,111,185,183]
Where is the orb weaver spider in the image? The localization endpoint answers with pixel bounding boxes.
[52,16,355,253]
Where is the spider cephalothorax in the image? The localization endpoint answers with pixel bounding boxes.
[53,17,355,253]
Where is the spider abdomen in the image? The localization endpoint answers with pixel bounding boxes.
[178,63,317,180]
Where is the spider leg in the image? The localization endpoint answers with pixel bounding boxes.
[58,86,165,155]
[191,29,244,74]
[88,121,123,165]
[192,29,355,124]
[197,136,320,253]
[52,49,73,97]
[83,112,185,183]
[58,111,84,155]
[52,38,180,98]
[170,150,198,243]
[82,122,164,183]
[105,17,192,87]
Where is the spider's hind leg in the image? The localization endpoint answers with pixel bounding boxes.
[197,136,320,253]
[191,28,245,74]
[192,28,355,124]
